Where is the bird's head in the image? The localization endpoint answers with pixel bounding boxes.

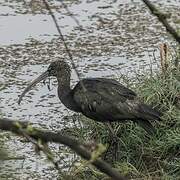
[18,60,70,104]
[47,60,71,77]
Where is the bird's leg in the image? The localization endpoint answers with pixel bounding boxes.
[107,122,116,138]
[107,122,121,145]
[105,123,120,162]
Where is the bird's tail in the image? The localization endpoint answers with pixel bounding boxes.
[136,119,156,135]
[134,103,162,135]
[137,103,162,121]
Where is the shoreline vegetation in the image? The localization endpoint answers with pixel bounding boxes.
[64,43,179,179]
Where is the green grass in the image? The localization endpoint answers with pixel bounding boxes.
[63,58,180,179]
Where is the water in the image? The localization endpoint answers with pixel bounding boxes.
[0,0,179,179]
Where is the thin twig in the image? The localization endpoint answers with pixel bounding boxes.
[19,128,61,172]
[0,156,25,161]
[142,0,180,44]
[42,0,86,92]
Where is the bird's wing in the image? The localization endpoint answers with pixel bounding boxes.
[72,78,160,134]
[74,78,136,101]
[72,78,137,120]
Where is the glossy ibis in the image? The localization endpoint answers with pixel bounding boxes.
[18,60,161,135]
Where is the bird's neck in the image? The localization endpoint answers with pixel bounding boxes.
[57,74,80,112]
[57,74,71,97]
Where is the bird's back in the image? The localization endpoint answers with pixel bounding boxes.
[72,78,137,120]
[73,78,137,101]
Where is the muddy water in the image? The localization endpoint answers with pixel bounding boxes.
[0,0,179,179]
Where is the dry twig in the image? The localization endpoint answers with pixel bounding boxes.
[42,0,86,92]
[142,0,180,44]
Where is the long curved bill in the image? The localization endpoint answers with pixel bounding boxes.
[18,71,49,105]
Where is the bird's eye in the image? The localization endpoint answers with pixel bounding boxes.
[48,66,52,72]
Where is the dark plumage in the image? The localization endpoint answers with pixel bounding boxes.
[18,60,161,135]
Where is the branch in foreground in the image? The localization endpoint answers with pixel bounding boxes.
[0,118,126,180]
[142,0,180,44]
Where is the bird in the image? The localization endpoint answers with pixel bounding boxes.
[18,60,161,135]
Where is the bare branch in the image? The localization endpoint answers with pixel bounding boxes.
[0,118,127,180]
[142,0,180,44]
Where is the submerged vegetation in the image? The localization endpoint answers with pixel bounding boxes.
[63,46,180,179]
